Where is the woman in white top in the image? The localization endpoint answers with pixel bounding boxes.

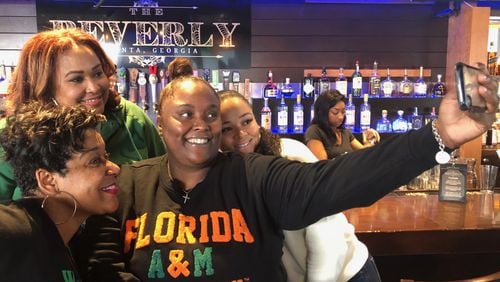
[218,90,380,282]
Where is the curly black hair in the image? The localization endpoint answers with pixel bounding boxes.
[218,90,281,157]
[0,102,106,196]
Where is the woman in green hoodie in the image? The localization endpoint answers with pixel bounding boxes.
[0,28,165,200]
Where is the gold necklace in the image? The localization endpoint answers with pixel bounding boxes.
[167,161,191,204]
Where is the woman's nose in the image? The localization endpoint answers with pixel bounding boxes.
[86,78,100,93]
[192,118,209,131]
[106,160,121,176]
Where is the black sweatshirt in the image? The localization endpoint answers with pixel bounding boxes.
[0,199,81,282]
[83,123,439,281]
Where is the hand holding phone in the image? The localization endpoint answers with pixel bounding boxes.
[455,62,487,112]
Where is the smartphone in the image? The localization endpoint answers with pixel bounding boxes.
[455,62,486,112]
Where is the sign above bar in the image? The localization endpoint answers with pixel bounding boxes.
[36,0,251,69]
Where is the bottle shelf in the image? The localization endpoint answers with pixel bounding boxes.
[303,68,432,78]
[251,96,441,137]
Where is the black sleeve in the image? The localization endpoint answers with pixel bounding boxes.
[71,215,140,282]
[246,123,439,230]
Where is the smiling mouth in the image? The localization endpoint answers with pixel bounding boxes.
[101,183,118,195]
[236,139,252,149]
[80,95,103,104]
[186,137,210,145]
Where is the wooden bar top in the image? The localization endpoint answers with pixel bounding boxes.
[343,192,500,281]
[344,192,500,233]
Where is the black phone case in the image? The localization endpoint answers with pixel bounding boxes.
[455,62,486,113]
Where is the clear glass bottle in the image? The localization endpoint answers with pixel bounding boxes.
[335,67,348,96]
[413,66,428,97]
[410,107,423,130]
[293,93,304,133]
[369,61,381,97]
[399,68,413,97]
[277,96,288,133]
[352,60,363,97]
[381,68,396,97]
[360,94,371,131]
[261,98,272,131]
[303,73,315,99]
[392,110,408,133]
[431,74,446,97]
[376,109,392,133]
[319,66,330,94]
[345,94,356,131]
[263,70,278,98]
[281,77,294,98]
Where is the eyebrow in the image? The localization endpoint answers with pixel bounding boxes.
[222,112,251,125]
[64,64,102,78]
[78,146,99,159]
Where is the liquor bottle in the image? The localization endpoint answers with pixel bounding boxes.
[431,74,446,97]
[392,110,408,133]
[376,110,392,133]
[263,70,278,98]
[281,77,294,98]
[352,60,363,97]
[488,42,497,75]
[335,67,348,96]
[413,66,427,97]
[381,68,396,97]
[319,66,330,94]
[368,61,381,97]
[277,96,288,133]
[303,73,315,99]
[261,98,272,131]
[410,107,423,130]
[345,94,356,131]
[360,94,371,131]
[399,68,413,97]
[293,93,304,133]
[425,106,438,125]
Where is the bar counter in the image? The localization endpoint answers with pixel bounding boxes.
[344,192,500,281]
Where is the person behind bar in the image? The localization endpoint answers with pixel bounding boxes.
[305,90,380,160]
[0,102,120,281]
[82,63,497,281]
[218,89,380,282]
[0,28,165,201]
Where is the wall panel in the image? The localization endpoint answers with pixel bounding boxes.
[0,1,450,83]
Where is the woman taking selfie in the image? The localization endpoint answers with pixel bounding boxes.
[83,62,498,281]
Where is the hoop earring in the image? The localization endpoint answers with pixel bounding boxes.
[41,190,78,225]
